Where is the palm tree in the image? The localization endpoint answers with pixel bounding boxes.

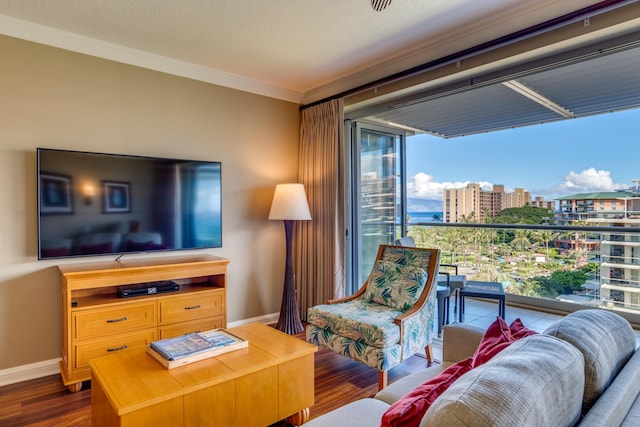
[512,229,532,252]
[533,229,556,260]
[437,227,464,264]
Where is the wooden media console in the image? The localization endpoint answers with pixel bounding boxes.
[58,254,229,392]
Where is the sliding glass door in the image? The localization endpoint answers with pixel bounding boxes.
[347,122,406,294]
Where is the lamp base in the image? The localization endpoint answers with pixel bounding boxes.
[275,220,304,335]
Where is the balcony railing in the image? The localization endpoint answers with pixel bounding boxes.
[601,255,640,266]
[602,233,640,244]
[383,222,640,316]
[601,277,640,289]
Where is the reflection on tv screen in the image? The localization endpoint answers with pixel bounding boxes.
[37,148,222,259]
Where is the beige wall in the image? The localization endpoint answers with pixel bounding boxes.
[0,35,300,370]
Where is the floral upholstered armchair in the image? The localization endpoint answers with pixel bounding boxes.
[306,245,440,390]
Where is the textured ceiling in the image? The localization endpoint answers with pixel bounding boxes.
[0,0,607,102]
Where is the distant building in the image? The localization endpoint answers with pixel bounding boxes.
[554,183,640,311]
[443,183,531,223]
[504,187,532,209]
[555,191,638,224]
[532,196,555,210]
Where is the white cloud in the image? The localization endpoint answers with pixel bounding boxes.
[551,168,625,195]
[407,172,493,200]
[407,168,627,205]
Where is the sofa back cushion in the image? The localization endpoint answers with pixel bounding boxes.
[381,358,474,427]
[421,334,585,427]
[365,260,427,311]
[543,309,636,412]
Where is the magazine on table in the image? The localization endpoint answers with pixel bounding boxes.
[148,328,248,368]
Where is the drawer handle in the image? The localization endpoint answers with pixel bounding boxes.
[184,305,201,310]
[106,316,128,323]
[107,345,128,352]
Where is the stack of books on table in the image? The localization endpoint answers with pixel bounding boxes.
[146,328,248,369]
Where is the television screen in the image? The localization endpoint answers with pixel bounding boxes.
[37,148,222,259]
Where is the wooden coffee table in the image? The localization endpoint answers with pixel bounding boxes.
[90,323,317,426]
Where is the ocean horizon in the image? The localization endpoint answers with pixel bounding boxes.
[408,211,443,223]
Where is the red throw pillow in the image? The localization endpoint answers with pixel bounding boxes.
[472,317,537,366]
[509,317,538,340]
[381,318,536,427]
[381,357,474,427]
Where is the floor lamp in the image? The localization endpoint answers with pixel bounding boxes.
[269,183,311,334]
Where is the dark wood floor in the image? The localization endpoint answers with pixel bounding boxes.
[0,331,432,426]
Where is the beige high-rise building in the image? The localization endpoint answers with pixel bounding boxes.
[504,188,532,209]
[443,184,531,223]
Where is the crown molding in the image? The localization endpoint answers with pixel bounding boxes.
[0,14,303,104]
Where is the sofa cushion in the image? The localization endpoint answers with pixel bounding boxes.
[375,363,450,405]
[543,309,636,412]
[365,260,428,311]
[381,357,473,427]
[307,300,402,348]
[472,317,537,366]
[303,398,391,427]
[421,334,585,427]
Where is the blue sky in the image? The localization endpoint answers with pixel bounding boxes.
[405,108,639,211]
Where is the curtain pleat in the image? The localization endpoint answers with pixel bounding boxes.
[296,99,345,320]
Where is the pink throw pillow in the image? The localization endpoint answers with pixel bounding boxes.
[381,357,474,427]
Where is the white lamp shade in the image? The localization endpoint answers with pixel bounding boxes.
[268,183,312,220]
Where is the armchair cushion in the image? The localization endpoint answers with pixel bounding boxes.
[306,245,440,381]
[308,300,403,348]
[365,260,428,311]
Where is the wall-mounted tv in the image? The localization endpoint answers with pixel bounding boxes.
[37,148,222,260]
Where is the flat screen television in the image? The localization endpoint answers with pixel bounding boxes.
[37,148,222,260]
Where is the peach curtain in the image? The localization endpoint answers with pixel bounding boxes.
[296,99,345,320]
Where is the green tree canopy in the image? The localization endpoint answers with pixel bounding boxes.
[491,206,553,225]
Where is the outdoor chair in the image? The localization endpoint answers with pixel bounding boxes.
[306,244,440,390]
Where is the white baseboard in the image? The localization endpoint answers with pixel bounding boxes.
[227,312,279,328]
[0,313,280,388]
[0,358,61,388]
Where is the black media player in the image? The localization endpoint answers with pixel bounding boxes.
[117,280,180,298]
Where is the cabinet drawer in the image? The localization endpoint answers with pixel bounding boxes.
[158,316,224,339]
[74,302,157,340]
[75,330,156,369]
[159,292,224,325]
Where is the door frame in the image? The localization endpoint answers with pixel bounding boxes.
[345,120,407,294]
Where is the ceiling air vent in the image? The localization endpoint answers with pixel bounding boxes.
[371,0,393,12]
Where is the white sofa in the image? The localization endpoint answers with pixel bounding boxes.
[304,309,640,427]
